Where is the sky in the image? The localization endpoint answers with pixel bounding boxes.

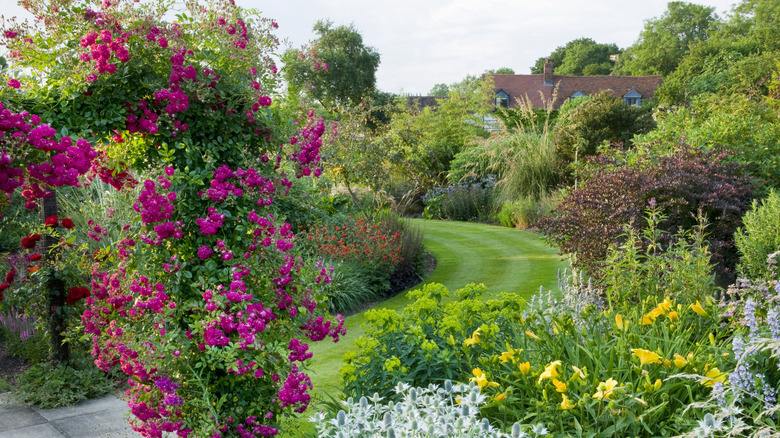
[3,0,740,95]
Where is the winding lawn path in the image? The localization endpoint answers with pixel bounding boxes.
[306,219,567,393]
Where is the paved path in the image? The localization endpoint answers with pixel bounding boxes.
[0,393,138,437]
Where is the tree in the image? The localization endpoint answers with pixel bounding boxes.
[531,38,620,76]
[616,2,718,76]
[486,67,515,75]
[429,83,449,96]
[656,0,780,105]
[282,20,380,109]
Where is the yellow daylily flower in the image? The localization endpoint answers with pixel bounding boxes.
[654,379,663,391]
[525,330,541,341]
[615,313,625,330]
[560,393,576,410]
[668,311,679,321]
[593,378,619,400]
[663,359,672,369]
[499,350,519,363]
[553,379,567,393]
[632,348,662,366]
[571,365,586,381]
[538,360,561,384]
[495,392,507,402]
[673,353,689,369]
[470,368,488,387]
[469,367,499,388]
[691,300,709,317]
[464,328,481,346]
[518,361,531,376]
[702,367,726,387]
[658,298,673,312]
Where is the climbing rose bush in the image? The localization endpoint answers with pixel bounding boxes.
[84,166,344,437]
[2,0,343,436]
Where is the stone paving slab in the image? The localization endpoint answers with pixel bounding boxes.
[0,394,139,438]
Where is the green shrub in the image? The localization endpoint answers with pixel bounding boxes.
[553,91,655,169]
[17,360,118,408]
[497,197,539,229]
[735,189,780,279]
[600,206,719,307]
[340,283,525,400]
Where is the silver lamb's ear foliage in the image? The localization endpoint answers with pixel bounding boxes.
[481,418,491,433]
[336,410,347,428]
[383,411,393,429]
[312,382,531,437]
[511,422,525,438]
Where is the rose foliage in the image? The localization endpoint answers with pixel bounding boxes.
[1,0,344,436]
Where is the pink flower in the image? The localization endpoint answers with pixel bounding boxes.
[158,37,168,48]
[7,79,21,89]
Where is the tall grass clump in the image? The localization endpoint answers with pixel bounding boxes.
[451,95,560,206]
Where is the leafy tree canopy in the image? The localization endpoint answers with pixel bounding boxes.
[616,1,718,76]
[656,0,780,105]
[282,20,380,109]
[530,38,620,76]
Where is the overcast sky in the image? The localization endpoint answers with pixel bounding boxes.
[3,0,739,95]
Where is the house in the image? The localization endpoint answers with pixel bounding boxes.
[490,59,663,109]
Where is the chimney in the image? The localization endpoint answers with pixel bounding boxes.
[543,58,553,86]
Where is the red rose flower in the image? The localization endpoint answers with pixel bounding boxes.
[0,283,8,292]
[21,233,42,249]
[66,286,90,305]
[5,270,16,283]
[61,218,75,229]
[45,215,59,228]
[30,254,42,262]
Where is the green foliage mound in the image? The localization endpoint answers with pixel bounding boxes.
[553,92,655,169]
[340,283,525,400]
[735,189,780,279]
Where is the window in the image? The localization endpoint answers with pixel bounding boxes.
[495,90,509,108]
[624,90,642,106]
[570,91,586,101]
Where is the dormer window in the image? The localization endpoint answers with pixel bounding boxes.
[624,90,642,106]
[570,91,586,101]
[495,90,509,108]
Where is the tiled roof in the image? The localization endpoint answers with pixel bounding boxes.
[490,72,663,109]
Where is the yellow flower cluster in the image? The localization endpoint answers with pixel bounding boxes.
[470,368,499,389]
[641,298,679,325]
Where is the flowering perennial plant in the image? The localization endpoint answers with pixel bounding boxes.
[302,217,403,274]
